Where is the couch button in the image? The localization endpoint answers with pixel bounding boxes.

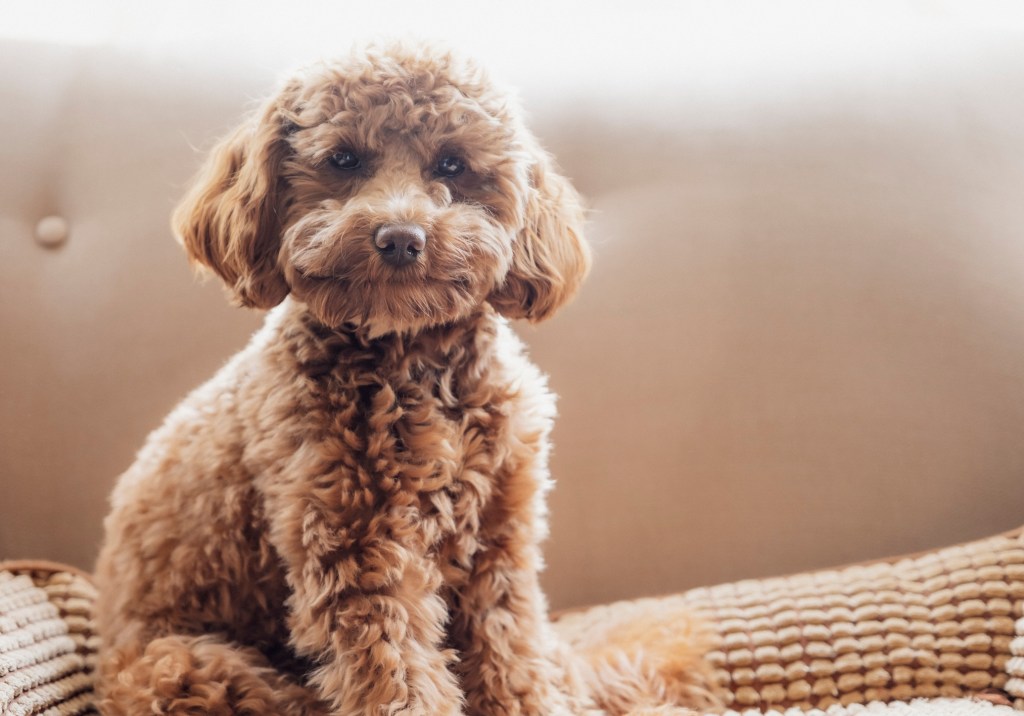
[35,215,70,248]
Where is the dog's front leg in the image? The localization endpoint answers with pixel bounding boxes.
[268,494,464,716]
[448,499,594,716]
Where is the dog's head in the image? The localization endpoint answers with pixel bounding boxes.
[173,44,590,333]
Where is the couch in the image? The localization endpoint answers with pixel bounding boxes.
[2,4,1023,714]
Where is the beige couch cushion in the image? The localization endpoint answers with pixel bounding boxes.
[3,528,1021,714]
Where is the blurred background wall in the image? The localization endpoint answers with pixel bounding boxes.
[2,1,1024,610]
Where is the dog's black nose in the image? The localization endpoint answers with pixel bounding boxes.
[374,224,427,267]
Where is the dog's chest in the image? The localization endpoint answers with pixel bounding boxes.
[288,324,513,561]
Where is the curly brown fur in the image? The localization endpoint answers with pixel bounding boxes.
[94,43,715,716]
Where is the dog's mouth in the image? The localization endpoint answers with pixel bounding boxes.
[296,262,425,286]
[290,261,477,312]
[282,218,499,332]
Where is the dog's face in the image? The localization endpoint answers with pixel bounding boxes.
[174,45,590,333]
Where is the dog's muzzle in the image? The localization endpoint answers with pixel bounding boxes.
[374,224,427,267]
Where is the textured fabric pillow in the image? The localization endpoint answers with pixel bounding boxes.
[720,698,1017,715]
[0,561,98,716]
[555,527,1024,713]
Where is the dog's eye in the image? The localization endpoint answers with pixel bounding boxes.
[434,155,466,178]
[328,150,361,170]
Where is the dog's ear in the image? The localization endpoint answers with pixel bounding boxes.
[489,146,591,322]
[172,89,295,309]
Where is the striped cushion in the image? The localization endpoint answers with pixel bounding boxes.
[0,562,98,716]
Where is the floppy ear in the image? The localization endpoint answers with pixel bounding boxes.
[489,147,591,322]
[172,94,292,309]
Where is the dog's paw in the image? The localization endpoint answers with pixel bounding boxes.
[385,703,463,716]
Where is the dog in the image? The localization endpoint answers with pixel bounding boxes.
[94,43,717,716]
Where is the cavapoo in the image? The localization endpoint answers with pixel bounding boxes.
[95,43,716,716]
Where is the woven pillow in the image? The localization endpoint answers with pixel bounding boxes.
[0,561,98,716]
[555,527,1024,713]
[722,698,1017,715]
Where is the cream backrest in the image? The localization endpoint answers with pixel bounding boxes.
[2,18,1023,608]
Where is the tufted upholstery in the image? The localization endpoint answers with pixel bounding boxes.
[3,10,1024,611]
